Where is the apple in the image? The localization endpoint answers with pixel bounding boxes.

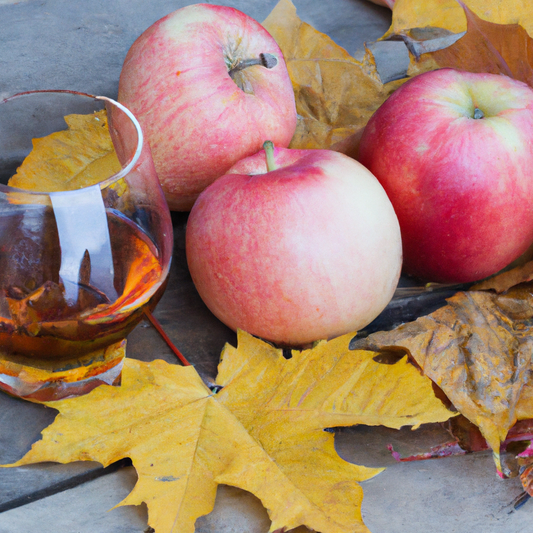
[118,3,297,211]
[186,142,402,347]
[358,68,533,283]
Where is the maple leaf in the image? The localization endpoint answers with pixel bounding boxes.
[263,0,406,158]
[352,285,533,475]
[384,0,533,40]
[4,331,454,533]
[8,109,122,192]
[406,2,533,85]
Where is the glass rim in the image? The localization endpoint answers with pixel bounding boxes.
[0,89,144,196]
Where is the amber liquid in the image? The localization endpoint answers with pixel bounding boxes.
[0,208,166,360]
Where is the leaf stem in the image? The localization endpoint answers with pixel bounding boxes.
[263,140,277,172]
[143,309,191,366]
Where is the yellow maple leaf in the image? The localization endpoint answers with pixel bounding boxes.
[5,331,454,533]
[8,109,121,192]
[384,0,533,39]
[263,0,406,158]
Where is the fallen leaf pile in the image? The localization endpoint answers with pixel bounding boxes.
[6,332,454,533]
[265,0,533,156]
[263,0,533,497]
[9,0,533,529]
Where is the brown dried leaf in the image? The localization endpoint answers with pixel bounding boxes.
[385,0,533,40]
[432,4,533,83]
[6,280,103,332]
[472,261,533,293]
[520,464,533,497]
[352,286,533,473]
[263,0,405,157]
[408,3,533,84]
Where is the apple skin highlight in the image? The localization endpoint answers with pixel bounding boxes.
[118,3,297,211]
[186,146,402,347]
[358,68,533,283]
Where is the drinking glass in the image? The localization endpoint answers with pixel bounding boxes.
[0,90,173,400]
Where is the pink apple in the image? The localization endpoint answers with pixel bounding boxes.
[186,143,402,347]
[118,3,297,211]
[358,68,533,283]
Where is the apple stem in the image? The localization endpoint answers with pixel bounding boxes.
[229,53,278,79]
[473,107,484,119]
[263,141,277,172]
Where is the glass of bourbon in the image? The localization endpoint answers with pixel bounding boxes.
[0,90,173,401]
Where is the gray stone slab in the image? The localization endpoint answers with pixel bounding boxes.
[0,0,392,100]
[0,466,148,533]
[362,452,533,533]
[3,0,533,532]
[1,453,532,533]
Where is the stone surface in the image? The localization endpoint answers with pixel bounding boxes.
[1,454,532,533]
[0,0,391,100]
[362,452,533,533]
[2,1,533,532]
[0,467,148,533]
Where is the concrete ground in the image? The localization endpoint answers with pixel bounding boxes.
[1,1,533,532]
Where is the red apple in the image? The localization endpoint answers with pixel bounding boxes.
[118,3,297,211]
[186,143,402,347]
[358,68,533,283]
